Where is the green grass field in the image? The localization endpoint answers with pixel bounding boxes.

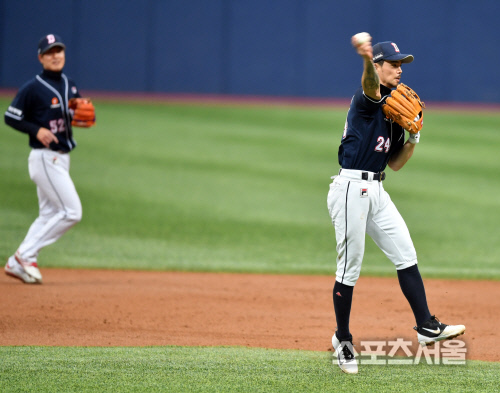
[1,98,498,278]
[1,97,499,391]
[1,346,499,393]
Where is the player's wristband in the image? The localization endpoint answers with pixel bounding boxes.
[408,131,420,144]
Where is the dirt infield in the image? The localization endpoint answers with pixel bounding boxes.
[0,269,497,362]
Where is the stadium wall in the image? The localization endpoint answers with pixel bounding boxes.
[0,0,498,103]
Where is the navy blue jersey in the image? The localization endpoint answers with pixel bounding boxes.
[4,69,81,152]
[338,85,405,172]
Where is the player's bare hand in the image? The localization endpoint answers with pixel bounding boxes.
[352,32,373,59]
[37,127,59,147]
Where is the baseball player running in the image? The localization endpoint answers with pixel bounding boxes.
[326,33,465,374]
[4,34,95,284]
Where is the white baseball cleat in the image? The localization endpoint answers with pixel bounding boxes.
[414,315,465,347]
[4,253,42,284]
[332,333,358,374]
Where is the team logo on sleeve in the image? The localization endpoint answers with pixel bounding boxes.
[7,106,23,117]
[50,97,61,108]
[71,86,78,94]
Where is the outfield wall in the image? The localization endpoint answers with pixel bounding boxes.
[0,0,498,103]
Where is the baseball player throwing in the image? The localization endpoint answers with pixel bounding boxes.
[327,33,465,374]
[4,34,95,284]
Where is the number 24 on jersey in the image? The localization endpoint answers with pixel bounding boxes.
[374,136,391,153]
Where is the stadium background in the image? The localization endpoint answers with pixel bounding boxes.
[0,0,499,103]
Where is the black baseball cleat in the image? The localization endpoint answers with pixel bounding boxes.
[414,315,465,347]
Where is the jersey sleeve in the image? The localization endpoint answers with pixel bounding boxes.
[4,82,41,137]
[359,91,386,114]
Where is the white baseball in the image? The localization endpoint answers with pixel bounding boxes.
[353,32,371,46]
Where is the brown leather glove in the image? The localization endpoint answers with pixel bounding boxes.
[382,83,425,133]
[69,98,96,128]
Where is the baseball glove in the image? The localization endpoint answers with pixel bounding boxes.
[382,83,425,133]
[69,98,96,127]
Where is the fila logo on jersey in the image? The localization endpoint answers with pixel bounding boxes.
[360,188,368,197]
[51,97,61,109]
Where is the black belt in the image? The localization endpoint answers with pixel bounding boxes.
[362,171,386,182]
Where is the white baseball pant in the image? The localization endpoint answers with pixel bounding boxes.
[16,149,82,262]
[327,169,417,286]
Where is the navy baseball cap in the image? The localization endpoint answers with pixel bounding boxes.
[38,34,66,55]
[372,41,413,63]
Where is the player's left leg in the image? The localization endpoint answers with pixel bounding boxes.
[367,186,465,345]
[366,188,431,325]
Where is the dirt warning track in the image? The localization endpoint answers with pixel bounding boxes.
[0,269,497,362]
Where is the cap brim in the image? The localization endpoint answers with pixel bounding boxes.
[39,42,66,54]
[384,54,414,64]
